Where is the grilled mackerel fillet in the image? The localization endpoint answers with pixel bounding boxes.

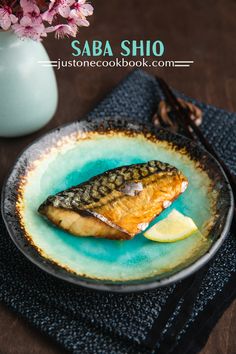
[38,160,188,240]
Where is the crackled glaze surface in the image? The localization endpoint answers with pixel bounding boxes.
[2,119,233,290]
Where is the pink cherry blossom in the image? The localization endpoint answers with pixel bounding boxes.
[20,0,40,17]
[74,0,94,17]
[47,23,77,39]
[12,16,47,41]
[0,0,94,40]
[43,0,74,23]
[69,9,89,27]
[42,0,58,24]
[58,0,75,18]
[0,6,18,31]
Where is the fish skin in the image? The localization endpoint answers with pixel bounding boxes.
[38,160,188,239]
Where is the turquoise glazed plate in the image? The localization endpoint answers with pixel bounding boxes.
[2,118,234,292]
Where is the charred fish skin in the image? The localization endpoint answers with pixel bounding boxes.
[38,160,188,239]
[39,160,179,210]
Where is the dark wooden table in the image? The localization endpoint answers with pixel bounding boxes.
[1,1,236,353]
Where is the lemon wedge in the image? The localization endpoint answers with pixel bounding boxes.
[144,209,198,242]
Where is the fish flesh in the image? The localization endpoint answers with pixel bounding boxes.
[38,160,188,240]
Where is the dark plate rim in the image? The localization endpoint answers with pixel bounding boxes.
[1,117,234,292]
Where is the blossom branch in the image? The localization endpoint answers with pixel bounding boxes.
[0,0,94,41]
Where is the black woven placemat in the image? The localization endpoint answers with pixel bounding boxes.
[0,69,236,354]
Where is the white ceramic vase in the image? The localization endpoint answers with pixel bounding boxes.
[0,31,58,137]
